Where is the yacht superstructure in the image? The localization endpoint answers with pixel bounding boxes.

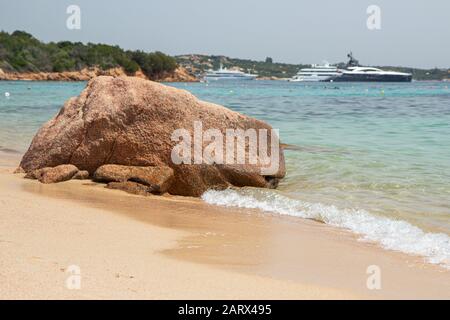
[204,64,257,81]
[289,63,339,82]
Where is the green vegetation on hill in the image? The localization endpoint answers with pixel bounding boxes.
[0,31,448,81]
[0,30,177,78]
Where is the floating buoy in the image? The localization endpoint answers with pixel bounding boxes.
[4,92,10,97]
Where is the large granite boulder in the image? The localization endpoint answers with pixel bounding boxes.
[18,76,285,196]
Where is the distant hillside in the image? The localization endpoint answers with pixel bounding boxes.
[1,31,448,81]
[177,54,450,81]
[0,30,179,80]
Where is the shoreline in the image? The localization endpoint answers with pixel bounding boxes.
[1,77,449,83]
[0,165,354,299]
[0,66,198,83]
[1,155,449,299]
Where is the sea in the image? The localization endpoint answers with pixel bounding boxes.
[1,80,449,267]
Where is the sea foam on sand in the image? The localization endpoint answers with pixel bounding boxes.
[202,188,450,269]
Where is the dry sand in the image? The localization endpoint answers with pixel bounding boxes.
[0,156,449,299]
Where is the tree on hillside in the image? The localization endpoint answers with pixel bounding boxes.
[0,30,177,77]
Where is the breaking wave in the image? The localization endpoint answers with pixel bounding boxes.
[202,188,450,269]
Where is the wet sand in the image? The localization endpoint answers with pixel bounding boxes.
[0,156,449,299]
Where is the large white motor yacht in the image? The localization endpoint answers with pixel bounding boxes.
[204,64,257,81]
[289,63,340,82]
[327,52,412,82]
[330,66,412,82]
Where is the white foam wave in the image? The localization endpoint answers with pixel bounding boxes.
[201,188,450,268]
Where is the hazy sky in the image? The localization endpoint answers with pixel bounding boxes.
[1,0,449,68]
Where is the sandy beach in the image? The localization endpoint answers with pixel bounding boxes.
[1,153,449,300]
[1,0,450,303]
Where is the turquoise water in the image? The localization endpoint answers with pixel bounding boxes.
[0,81,85,153]
[174,81,450,232]
[1,80,449,266]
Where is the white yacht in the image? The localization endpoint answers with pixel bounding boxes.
[289,63,340,82]
[330,66,412,82]
[204,64,257,81]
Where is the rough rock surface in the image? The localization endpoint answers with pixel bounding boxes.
[13,167,26,174]
[94,164,173,194]
[24,164,79,184]
[24,167,50,180]
[73,170,90,180]
[106,181,154,196]
[18,76,285,196]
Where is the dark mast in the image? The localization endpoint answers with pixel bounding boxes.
[346,52,360,67]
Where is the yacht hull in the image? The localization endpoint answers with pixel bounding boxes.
[204,76,257,81]
[288,76,333,82]
[329,74,412,82]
